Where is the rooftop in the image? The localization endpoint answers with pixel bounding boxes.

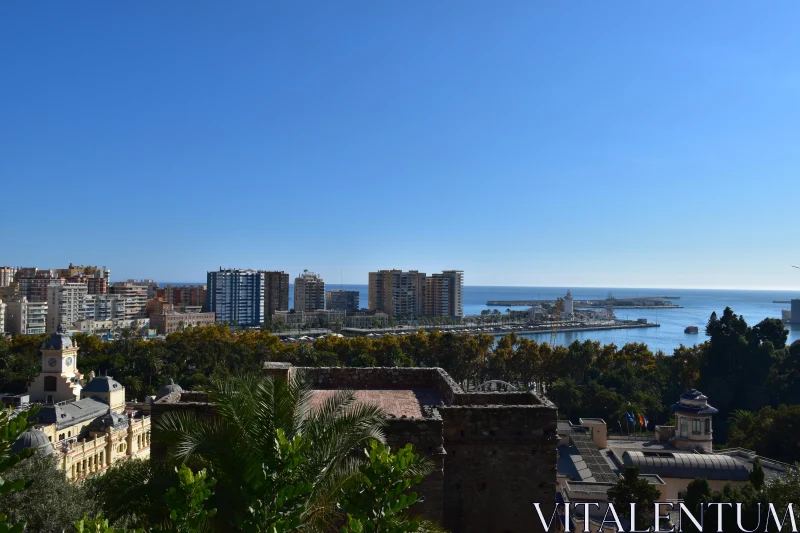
[310,388,442,419]
[622,450,750,481]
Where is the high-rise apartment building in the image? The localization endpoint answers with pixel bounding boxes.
[109,282,149,319]
[263,271,290,318]
[121,279,159,299]
[207,268,264,327]
[368,270,426,317]
[5,297,47,335]
[84,294,127,321]
[425,270,464,319]
[0,301,5,333]
[157,285,208,311]
[55,264,110,285]
[326,290,360,312]
[17,269,61,302]
[46,282,89,332]
[0,267,16,287]
[294,272,325,312]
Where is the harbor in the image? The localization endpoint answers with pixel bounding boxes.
[486,295,682,309]
[272,319,660,342]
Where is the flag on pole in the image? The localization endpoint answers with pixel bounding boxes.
[626,412,635,424]
[644,415,649,427]
[638,413,645,426]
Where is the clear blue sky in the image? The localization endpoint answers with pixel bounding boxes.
[2,2,799,289]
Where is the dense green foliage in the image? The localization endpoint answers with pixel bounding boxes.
[2,306,797,458]
[0,405,42,532]
[339,441,440,533]
[606,466,661,526]
[0,455,98,533]
[0,374,432,533]
[155,371,390,532]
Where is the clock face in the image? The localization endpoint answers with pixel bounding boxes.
[65,357,73,366]
[48,358,57,368]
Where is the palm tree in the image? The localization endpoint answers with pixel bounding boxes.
[155,371,387,531]
[548,376,583,420]
[728,409,755,431]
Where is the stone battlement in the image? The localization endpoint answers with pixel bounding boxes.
[152,363,557,533]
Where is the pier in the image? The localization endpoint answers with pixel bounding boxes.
[486,296,682,309]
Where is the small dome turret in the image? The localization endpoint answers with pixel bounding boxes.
[89,408,129,433]
[10,428,54,456]
[82,375,123,393]
[156,379,183,400]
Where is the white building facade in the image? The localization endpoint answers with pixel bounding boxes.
[5,297,48,335]
[47,282,89,332]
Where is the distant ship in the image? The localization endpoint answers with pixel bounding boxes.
[684,326,699,334]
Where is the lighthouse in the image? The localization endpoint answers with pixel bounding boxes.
[563,290,574,315]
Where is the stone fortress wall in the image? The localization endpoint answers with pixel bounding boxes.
[153,364,559,533]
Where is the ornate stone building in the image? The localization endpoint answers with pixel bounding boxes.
[11,328,151,481]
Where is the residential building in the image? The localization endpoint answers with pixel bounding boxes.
[368,270,426,317]
[425,270,464,318]
[272,309,345,328]
[294,272,325,312]
[122,279,159,299]
[12,329,150,481]
[424,275,450,318]
[157,285,208,311]
[792,299,800,325]
[0,285,18,301]
[73,318,149,336]
[5,297,47,335]
[0,301,5,333]
[150,311,216,335]
[263,271,290,318]
[17,269,61,302]
[109,282,149,319]
[46,282,89,332]
[326,289,360,312]
[206,268,264,327]
[54,264,110,285]
[345,310,390,328]
[0,267,16,287]
[64,274,107,295]
[84,294,127,321]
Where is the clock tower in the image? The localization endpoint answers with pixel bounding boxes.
[27,326,83,404]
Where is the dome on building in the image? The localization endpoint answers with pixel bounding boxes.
[82,375,123,393]
[42,324,73,351]
[156,379,183,400]
[672,389,718,414]
[88,408,129,433]
[10,428,54,456]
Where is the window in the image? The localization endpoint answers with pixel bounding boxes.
[680,419,688,437]
[705,418,711,433]
[44,376,57,392]
[692,419,701,435]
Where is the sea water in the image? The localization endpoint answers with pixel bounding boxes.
[163,283,800,354]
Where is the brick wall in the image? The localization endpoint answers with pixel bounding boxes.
[384,410,445,524]
[150,392,214,460]
[439,404,558,533]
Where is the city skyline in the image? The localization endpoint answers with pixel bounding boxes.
[3,3,800,290]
